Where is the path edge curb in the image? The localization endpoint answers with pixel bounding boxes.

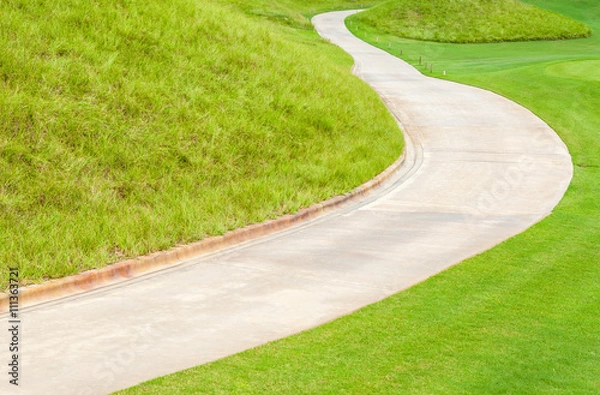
[0,149,407,313]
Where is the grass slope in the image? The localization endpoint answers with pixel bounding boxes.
[223,0,379,29]
[117,0,600,393]
[350,0,591,43]
[0,0,402,287]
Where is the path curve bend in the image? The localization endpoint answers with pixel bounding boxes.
[1,10,572,395]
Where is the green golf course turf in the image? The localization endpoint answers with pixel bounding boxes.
[116,0,599,393]
[545,59,600,82]
[0,0,400,287]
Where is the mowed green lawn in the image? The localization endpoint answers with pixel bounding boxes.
[117,0,599,393]
[0,0,400,287]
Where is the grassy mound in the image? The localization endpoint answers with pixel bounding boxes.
[349,0,592,43]
[117,0,600,393]
[0,0,402,286]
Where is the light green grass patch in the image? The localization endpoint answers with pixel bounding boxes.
[545,59,600,82]
[349,0,592,43]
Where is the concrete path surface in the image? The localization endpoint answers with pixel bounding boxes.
[1,10,572,395]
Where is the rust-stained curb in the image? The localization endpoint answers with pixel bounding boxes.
[0,152,406,313]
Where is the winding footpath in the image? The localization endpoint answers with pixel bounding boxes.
[1,11,572,395]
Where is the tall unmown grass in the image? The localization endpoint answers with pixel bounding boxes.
[219,0,379,29]
[0,0,402,287]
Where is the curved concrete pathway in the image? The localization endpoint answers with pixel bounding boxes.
[1,10,572,395]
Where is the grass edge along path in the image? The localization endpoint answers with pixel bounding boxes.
[116,0,600,394]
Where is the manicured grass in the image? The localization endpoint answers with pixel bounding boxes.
[545,59,600,82]
[350,0,591,43]
[0,0,402,287]
[116,0,600,393]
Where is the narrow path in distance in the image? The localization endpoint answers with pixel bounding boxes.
[2,10,572,395]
